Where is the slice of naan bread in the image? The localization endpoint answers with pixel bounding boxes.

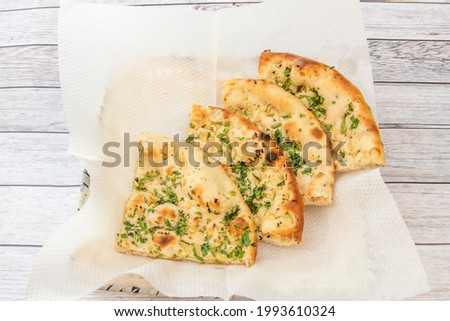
[188,104,304,246]
[223,79,335,206]
[258,51,386,172]
[116,134,257,266]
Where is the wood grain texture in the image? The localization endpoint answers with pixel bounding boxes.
[361,2,450,41]
[0,183,447,246]
[0,133,82,185]
[1,245,448,301]
[369,40,450,84]
[380,128,450,183]
[0,186,79,245]
[411,245,450,300]
[0,88,66,132]
[0,9,58,46]
[374,83,450,129]
[0,45,59,88]
[0,246,39,301]
[388,184,450,244]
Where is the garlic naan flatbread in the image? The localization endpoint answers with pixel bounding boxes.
[258,51,386,172]
[223,79,335,206]
[188,104,304,246]
[116,134,257,266]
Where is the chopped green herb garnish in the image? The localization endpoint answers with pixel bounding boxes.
[340,102,359,134]
[223,205,240,227]
[321,121,332,131]
[192,246,204,261]
[287,151,305,176]
[349,115,360,130]
[201,242,210,257]
[284,67,291,77]
[271,123,282,129]
[186,134,197,144]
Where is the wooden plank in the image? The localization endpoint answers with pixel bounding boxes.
[369,40,450,84]
[1,84,448,133]
[0,186,79,245]
[0,88,66,132]
[0,41,448,88]
[410,245,450,300]
[0,45,59,88]
[0,8,58,47]
[388,183,450,244]
[375,83,450,129]
[0,133,82,185]
[0,246,40,301]
[0,183,447,246]
[0,129,448,185]
[0,0,260,11]
[361,2,450,40]
[1,3,450,47]
[380,128,450,183]
[1,244,448,300]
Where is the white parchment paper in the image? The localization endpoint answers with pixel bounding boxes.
[26,0,430,300]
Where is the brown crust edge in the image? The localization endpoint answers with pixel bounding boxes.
[259,50,386,171]
[194,105,304,245]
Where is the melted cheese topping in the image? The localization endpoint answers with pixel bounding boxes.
[223,79,335,206]
[258,51,386,172]
[188,105,303,246]
[115,134,257,266]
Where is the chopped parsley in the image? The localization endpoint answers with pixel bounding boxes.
[349,115,360,130]
[272,129,305,175]
[246,184,267,214]
[223,205,240,227]
[321,121,333,131]
[186,134,197,144]
[298,88,326,118]
[287,151,305,176]
[340,102,359,134]
[284,67,291,77]
[201,242,210,257]
[192,246,204,261]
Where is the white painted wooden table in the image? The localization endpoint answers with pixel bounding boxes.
[0,0,449,301]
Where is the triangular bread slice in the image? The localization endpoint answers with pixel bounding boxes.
[258,50,386,172]
[115,134,257,266]
[188,104,304,246]
[223,79,335,206]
